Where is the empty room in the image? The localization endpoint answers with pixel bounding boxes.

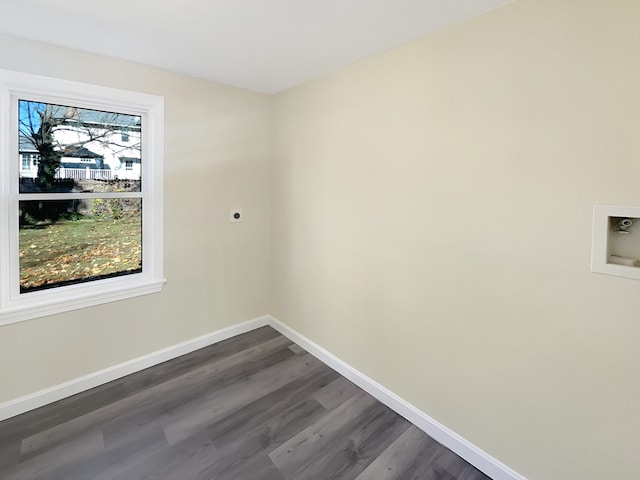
[0,1,638,479]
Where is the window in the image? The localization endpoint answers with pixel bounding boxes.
[1,70,165,324]
[125,160,133,170]
[20,153,39,171]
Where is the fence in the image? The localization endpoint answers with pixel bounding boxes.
[56,167,114,180]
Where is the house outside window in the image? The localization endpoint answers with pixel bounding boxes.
[0,70,165,325]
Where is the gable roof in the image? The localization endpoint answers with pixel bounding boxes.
[60,145,103,159]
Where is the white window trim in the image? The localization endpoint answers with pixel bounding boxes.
[0,70,165,325]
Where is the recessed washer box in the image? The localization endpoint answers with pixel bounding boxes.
[591,205,640,280]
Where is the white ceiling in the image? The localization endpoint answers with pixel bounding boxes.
[0,0,510,94]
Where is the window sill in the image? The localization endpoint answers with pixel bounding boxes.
[0,278,166,326]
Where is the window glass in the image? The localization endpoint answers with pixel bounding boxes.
[19,100,141,193]
[19,199,142,292]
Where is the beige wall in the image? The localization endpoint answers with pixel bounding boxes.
[0,35,271,401]
[270,1,640,479]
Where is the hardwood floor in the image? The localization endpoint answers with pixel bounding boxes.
[0,326,491,480]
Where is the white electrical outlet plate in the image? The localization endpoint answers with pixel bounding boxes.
[230,208,243,223]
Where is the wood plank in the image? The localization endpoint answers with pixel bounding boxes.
[313,375,363,410]
[269,390,411,479]
[198,398,327,479]
[288,343,306,355]
[163,352,325,445]
[354,425,440,480]
[2,430,104,480]
[207,365,339,448]
[101,426,220,480]
[38,424,169,480]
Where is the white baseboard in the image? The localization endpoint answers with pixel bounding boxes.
[266,315,527,480]
[0,315,269,421]
[0,313,525,480]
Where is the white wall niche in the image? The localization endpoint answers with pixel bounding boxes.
[591,205,640,280]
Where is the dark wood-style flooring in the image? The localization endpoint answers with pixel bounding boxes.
[0,326,491,480]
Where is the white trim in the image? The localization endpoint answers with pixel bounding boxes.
[0,315,269,420]
[267,315,527,480]
[0,278,167,326]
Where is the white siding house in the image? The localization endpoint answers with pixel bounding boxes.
[19,107,141,181]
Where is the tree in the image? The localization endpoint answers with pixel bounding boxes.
[20,102,69,190]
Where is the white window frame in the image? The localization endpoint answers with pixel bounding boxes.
[0,70,165,325]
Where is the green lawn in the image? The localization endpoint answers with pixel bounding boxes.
[19,214,142,291]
